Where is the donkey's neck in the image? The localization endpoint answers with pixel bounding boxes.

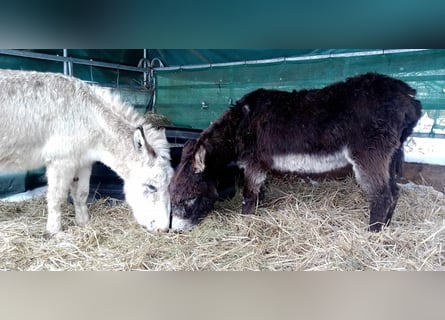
[88,88,147,180]
[200,107,241,171]
[206,140,236,167]
[202,131,238,173]
[91,133,135,181]
[92,112,142,181]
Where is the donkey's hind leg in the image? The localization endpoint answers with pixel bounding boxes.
[385,148,403,226]
[45,162,77,235]
[70,164,93,226]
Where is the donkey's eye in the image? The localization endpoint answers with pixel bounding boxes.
[144,184,158,193]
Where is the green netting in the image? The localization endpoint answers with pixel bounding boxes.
[0,54,62,73]
[155,49,445,136]
[146,49,370,66]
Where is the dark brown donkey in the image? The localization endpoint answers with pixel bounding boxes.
[169,73,422,232]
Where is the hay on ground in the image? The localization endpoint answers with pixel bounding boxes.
[0,175,444,270]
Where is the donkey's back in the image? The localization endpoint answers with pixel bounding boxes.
[237,73,421,155]
[0,69,98,171]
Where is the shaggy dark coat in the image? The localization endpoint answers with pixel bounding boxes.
[169,73,422,231]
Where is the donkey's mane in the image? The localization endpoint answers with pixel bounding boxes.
[201,106,242,142]
[89,84,170,159]
[193,106,242,167]
[90,85,145,127]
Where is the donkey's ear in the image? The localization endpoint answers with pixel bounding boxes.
[193,144,206,173]
[157,126,167,138]
[133,127,145,150]
[133,127,156,157]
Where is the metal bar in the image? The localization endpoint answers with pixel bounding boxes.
[143,49,148,86]
[412,132,445,139]
[63,49,68,75]
[0,49,146,73]
[156,49,430,71]
[62,49,73,76]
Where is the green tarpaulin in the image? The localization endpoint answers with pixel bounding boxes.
[155,49,445,132]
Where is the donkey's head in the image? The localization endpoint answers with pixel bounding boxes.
[168,139,218,231]
[123,125,173,232]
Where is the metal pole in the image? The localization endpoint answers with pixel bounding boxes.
[155,49,430,71]
[0,49,145,74]
[62,49,73,76]
[143,49,148,87]
[63,49,68,75]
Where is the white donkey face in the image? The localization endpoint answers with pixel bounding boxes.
[124,157,173,232]
[123,127,173,232]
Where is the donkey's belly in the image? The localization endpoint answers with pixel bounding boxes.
[272,149,350,174]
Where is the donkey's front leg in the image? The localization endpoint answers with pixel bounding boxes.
[349,150,394,232]
[45,163,76,235]
[367,184,393,232]
[241,163,267,214]
[70,164,93,226]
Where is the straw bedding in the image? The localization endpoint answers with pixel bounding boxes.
[0,175,444,271]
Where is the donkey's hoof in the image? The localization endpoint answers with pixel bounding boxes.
[241,198,255,215]
[43,232,56,240]
[368,223,384,232]
[75,215,90,226]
